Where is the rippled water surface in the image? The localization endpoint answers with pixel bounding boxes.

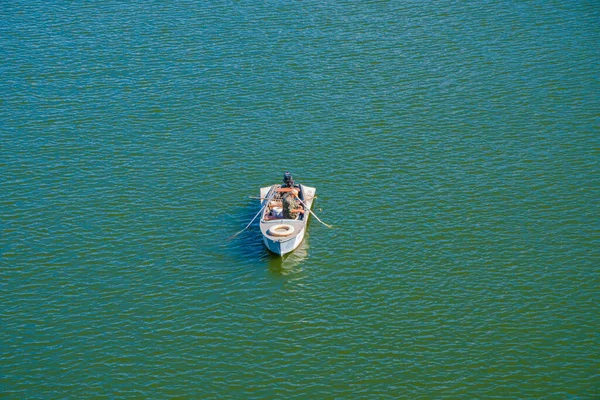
[1,1,598,398]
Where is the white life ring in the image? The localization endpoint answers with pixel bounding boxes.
[268,224,295,237]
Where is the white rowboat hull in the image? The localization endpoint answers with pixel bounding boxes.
[259,184,316,256]
[262,226,306,256]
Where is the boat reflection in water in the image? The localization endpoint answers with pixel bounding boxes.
[263,233,310,276]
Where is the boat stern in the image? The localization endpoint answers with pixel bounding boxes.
[262,227,306,256]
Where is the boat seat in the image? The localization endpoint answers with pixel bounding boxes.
[276,187,298,193]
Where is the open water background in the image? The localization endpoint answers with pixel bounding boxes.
[1,1,598,398]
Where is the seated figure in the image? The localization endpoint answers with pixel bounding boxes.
[282,189,299,219]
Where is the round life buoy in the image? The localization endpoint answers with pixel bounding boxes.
[268,224,295,237]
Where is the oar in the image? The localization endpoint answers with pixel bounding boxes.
[249,195,318,200]
[295,196,333,229]
[229,187,275,239]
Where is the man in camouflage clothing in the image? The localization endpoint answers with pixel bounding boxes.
[282,189,299,219]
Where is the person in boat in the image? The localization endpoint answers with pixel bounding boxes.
[282,188,299,219]
[275,172,303,219]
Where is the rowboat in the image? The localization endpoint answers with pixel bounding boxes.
[259,174,316,256]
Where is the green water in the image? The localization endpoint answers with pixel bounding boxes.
[1,1,598,398]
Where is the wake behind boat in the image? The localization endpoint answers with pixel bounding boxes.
[259,172,316,256]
